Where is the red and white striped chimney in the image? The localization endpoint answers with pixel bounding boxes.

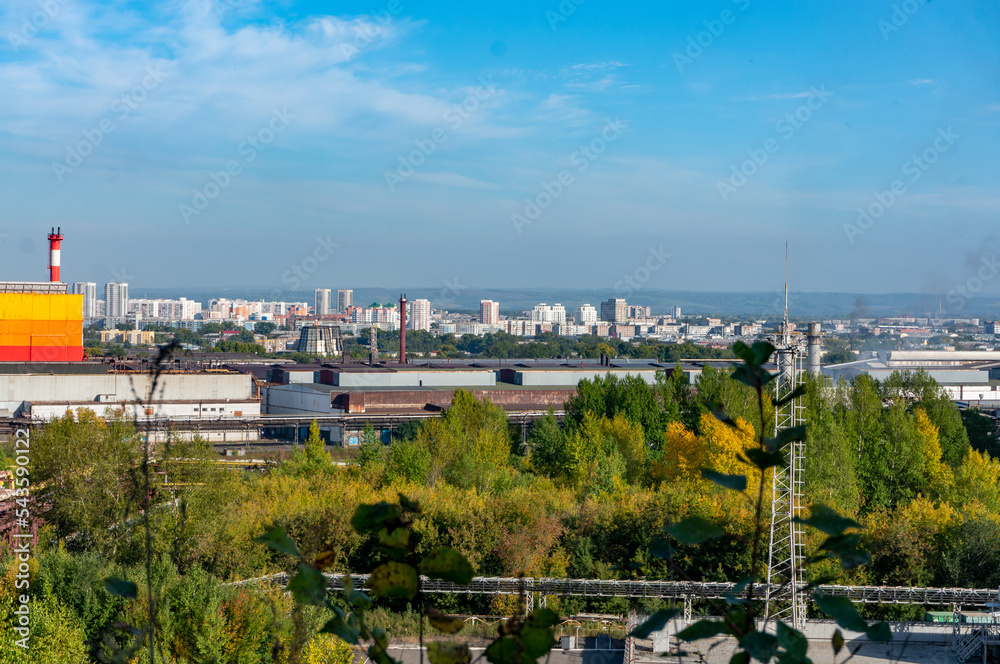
[48,227,63,282]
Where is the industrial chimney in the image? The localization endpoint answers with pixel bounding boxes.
[399,294,407,364]
[47,227,63,282]
[807,323,822,376]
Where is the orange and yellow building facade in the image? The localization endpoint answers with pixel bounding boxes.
[0,293,84,361]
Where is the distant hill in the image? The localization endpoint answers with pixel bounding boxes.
[126,287,1000,320]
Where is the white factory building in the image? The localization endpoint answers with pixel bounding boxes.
[0,367,260,441]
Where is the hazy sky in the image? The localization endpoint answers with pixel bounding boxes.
[1,0,998,298]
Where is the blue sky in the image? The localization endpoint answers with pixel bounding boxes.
[1,0,998,299]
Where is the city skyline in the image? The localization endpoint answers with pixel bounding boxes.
[0,1,998,296]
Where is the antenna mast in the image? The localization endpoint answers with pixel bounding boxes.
[765,242,807,630]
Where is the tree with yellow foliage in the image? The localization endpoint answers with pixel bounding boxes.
[914,408,954,497]
[951,449,1000,512]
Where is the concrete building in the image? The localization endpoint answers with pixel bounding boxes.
[480,300,500,325]
[105,282,129,318]
[314,289,332,316]
[410,299,431,331]
[100,330,155,345]
[531,303,567,325]
[671,306,682,319]
[337,289,353,312]
[128,298,201,320]
[73,282,97,319]
[601,298,627,323]
[576,304,598,325]
[0,367,259,441]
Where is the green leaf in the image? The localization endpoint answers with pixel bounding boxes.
[351,502,402,534]
[814,594,867,633]
[739,631,778,662]
[831,629,845,655]
[650,533,673,560]
[732,576,757,594]
[866,621,892,642]
[527,607,559,629]
[103,577,138,600]
[420,547,475,585]
[773,384,808,407]
[669,517,725,545]
[370,561,419,600]
[378,527,410,551]
[794,504,862,536]
[368,643,400,664]
[347,589,372,610]
[711,406,740,429]
[428,607,466,635]
[701,469,748,492]
[630,609,680,638]
[818,533,871,569]
[677,620,727,641]
[256,526,299,558]
[744,448,785,470]
[729,653,749,664]
[398,493,421,513]
[287,563,327,606]
[427,642,471,664]
[749,341,776,366]
[777,622,808,658]
[731,341,757,365]
[775,425,808,447]
[320,614,360,644]
[521,625,555,660]
[484,637,519,664]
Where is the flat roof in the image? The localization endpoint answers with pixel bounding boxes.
[0,282,69,294]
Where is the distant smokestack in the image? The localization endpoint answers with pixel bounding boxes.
[47,227,63,282]
[807,323,822,376]
[399,293,407,364]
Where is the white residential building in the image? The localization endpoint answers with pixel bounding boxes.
[530,303,566,325]
[315,289,332,316]
[73,282,97,319]
[576,304,598,325]
[410,299,431,331]
[105,282,129,318]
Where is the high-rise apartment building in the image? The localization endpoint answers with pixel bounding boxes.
[314,288,332,316]
[576,304,598,325]
[73,282,97,319]
[337,289,353,312]
[600,298,627,323]
[671,305,682,319]
[410,299,431,331]
[105,282,129,318]
[530,303,566,325]
[480,300,500,325]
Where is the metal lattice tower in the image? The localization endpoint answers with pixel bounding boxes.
[764,251,807,630]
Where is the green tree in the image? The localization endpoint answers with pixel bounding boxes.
[526,408,567,479]
[881,370,970,467]
[962,408,999,459]
[357,423,384,470]
[253,321,277,336]
[803,375,860,515]
[384,439,431,484]
[565,373,666,449]
[416,390,511,492]
[213,339,267,355]
[31,410,143,558]
[282,421,335,476]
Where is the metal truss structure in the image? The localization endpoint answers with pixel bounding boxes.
[228,573,1000,608]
